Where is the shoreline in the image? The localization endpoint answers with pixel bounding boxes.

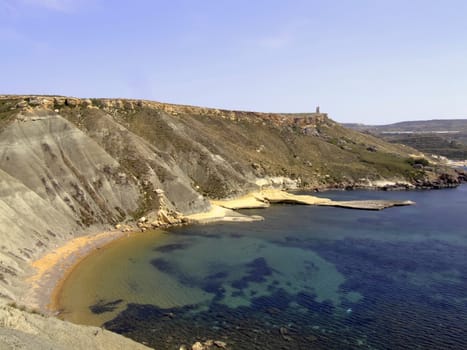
[24,229,139,314]
[28,188,420,319]
[26,203,266,316]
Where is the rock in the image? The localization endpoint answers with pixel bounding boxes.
[53,97,66,106]
[179,346,188,350]
[82,99,93,107]
[138,216,147,223]
[113,100,123,109]
[16,101,28,109]
[279,326,292,341]
[123,100,134,110]
[192,341,204,350]
[214,340,227,348]
[456,169,467,182]
[251,163,261,170]
[28,97,42,106]
[65,98,80,107]
[115,224,122,230]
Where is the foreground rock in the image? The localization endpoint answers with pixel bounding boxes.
[0,305,150,350]
[189,339,228,350]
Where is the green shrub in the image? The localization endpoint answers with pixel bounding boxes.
[406,157,430,167]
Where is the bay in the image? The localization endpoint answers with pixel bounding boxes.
[58,185,467,349]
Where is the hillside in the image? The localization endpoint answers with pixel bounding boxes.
[1,95,461,297]
[346,119,467,133]
[0,95,463,349]
[344,119,467,160]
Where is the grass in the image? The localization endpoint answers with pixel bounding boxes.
[54,97,452,200]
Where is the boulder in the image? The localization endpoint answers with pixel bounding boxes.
[28,97,42,106]
[82,99,93,107]
[214,340,227,348]
[192,342,204,350]
[65,98,80,107]
[53,97,66,106]
[16,101,28,109]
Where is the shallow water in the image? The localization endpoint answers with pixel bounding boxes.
[58,185,467,349]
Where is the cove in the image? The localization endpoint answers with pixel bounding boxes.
[57,186,467,349]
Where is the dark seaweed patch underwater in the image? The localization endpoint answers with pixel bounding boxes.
[70,186,467,349]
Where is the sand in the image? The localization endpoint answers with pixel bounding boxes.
[25,230,137,312]
[26,205,264,314]
[24,205,263,315]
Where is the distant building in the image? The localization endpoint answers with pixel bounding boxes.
[291,106,328,135]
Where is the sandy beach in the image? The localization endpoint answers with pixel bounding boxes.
[24,229,138,313]
[26,203,264,315]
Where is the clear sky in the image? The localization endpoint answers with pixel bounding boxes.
[1,0,467,124]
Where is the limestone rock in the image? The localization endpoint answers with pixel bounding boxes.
[214,340,227,348]
[82,99,93,107]
[53,97,66,106]
[65,98,80,107]
[15,101,28,109]
[28,97,42,106]
[192,341,204,350]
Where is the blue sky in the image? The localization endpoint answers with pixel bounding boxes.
[1,0,467,123]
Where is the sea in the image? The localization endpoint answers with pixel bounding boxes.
[57,185,467,349]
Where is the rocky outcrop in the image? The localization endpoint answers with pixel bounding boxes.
[188,339,228,350]
[413,172,462,189]
[212,189,415,211]
[456,169,467,182]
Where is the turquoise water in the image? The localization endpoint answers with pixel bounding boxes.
[64,185,467,349]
